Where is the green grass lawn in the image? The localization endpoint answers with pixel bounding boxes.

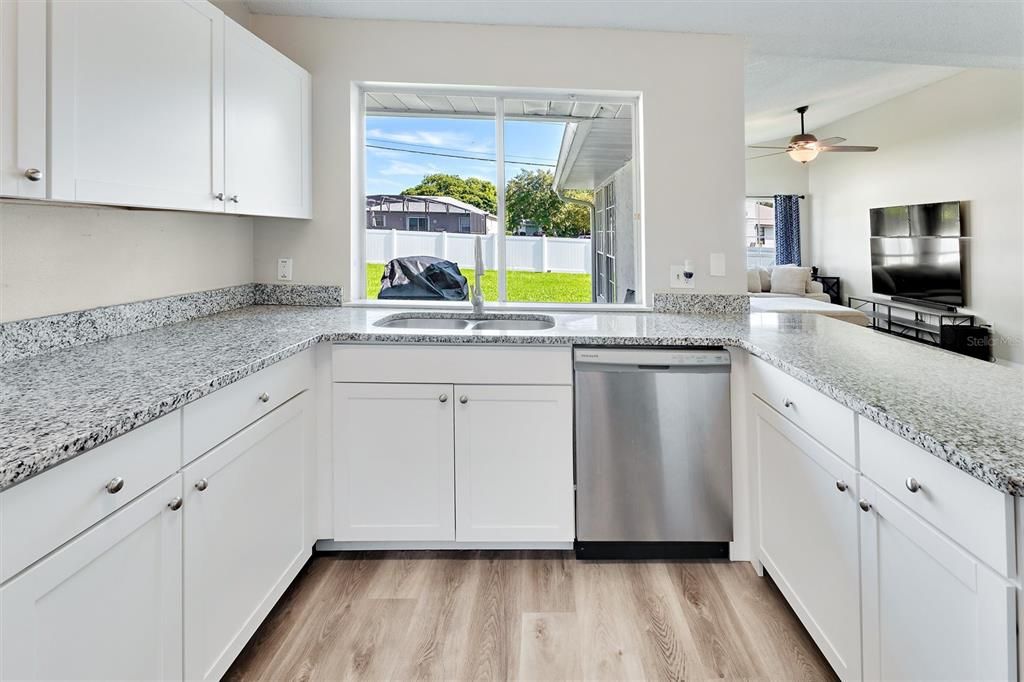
[365,263,591,304]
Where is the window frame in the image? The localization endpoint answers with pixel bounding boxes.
[407,216,429,231]
[352,83,646,309]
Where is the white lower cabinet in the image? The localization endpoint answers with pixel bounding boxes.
[454,384,574,542]
[332,382,456,541]
[0,476,184,681]
[183,394,312,681]
[754,400,862,681]
[859,478,1017,681]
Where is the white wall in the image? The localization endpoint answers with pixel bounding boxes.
[0,202,254,321]
[249,16,746,301]
[807,69,1024,363]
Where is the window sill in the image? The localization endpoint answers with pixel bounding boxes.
[347,299,652,313]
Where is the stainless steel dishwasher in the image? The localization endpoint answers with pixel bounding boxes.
[574,348,732,559]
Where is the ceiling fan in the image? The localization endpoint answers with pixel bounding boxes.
[748,105,879,164]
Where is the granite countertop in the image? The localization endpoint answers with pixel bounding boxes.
[1,306,1022,494]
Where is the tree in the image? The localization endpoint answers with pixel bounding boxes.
[504,169,592,238]
[401,174,496,215]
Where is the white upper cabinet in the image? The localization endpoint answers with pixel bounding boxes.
[0,0,47,198]
[224,18,311,218]
[49,0,225,211]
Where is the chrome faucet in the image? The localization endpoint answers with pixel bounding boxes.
[471,235,485,315]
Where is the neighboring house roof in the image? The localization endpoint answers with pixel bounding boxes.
[366,194,495,218]
[552,118,633,192]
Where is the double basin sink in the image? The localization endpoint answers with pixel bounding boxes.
[375,312,556,331]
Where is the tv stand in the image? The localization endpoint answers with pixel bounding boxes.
[849,297,975,348]
[890,295,958,313]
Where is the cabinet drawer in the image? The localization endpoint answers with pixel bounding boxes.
[0,413,181,583]
[859,417,1014,577]
[750,356,856,465]
[183,350,314,464]
[333,344,572,385]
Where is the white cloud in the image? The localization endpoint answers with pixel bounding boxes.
[378,160,440,177]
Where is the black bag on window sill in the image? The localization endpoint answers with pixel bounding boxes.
[376,256,469,301]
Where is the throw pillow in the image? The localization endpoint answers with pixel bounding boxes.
[746,269,762,293]
[771,265,811,296]
[758,267,772,292]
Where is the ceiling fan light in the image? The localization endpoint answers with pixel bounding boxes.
[788,147,820,163]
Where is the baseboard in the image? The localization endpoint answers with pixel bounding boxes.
[315,539,574,551]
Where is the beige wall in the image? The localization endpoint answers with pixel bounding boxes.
[807,69,1024,364]
[0,201,253,321]
[249,16,747,301]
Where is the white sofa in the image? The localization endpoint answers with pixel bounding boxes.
[748,265,831,303]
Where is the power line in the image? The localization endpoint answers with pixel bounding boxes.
[366,137,555,164]
[366,144,556,168]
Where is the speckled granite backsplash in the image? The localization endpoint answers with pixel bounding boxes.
[652,292,750,315]
[0,283,344,363]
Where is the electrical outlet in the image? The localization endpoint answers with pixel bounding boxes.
[277,258,293,281]
[670,265,695,289]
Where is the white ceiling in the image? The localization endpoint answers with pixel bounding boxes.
[744,57,962,144]
[242,0,1020,144]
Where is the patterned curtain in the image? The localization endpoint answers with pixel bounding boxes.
[774,194,801,265]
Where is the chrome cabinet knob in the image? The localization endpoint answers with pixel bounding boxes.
[105,476,125,494]
[167,497,183,511]
[438,394,448,403]
[905,477,922,493]
[459,395,469,404]
[214,192,225,201]
[835,480,848,492]
[24,168,42,181]
[258,392,270,403]
[228,194,239,203]
[783,398,795,408]
[858,498,872,512]
[194,478,209,492]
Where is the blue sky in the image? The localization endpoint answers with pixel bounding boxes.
[365,115,565,195]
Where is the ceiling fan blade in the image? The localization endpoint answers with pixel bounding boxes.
[816,137,846,146]
[819,145,879,152]
[747,145,789,150]
[746,151,788,160]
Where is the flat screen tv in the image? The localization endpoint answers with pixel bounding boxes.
[869,201,965,306]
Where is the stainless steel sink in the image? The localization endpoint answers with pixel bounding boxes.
[374,313,555,331]
[471,318,555,331]
[375,317,471,330]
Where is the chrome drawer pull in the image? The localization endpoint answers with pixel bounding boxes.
[835,480,848,492]
[258,392,270,403]
[905,477,922,493]
[783,398,795,408]
[105,477,125,494]
[459,395,469,404]
[858,499,872,512]
[195,478,209,492]
[167,497,183,511]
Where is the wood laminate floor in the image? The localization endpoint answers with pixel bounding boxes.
[226,551,835,681]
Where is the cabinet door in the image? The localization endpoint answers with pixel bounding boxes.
[49,0,224,211]
[0,0,46,198]
[333,383,455,541]
[754,399,861,681]
[454,384,574,542]
[859,478,1016,681]
[224,17,311,218]
[0,475,183,681]
[183,393,311,681]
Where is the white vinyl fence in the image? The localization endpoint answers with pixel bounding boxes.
[366,229,592,274]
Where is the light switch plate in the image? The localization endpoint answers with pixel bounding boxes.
[710,253,726,277]
[277,258,293,281]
